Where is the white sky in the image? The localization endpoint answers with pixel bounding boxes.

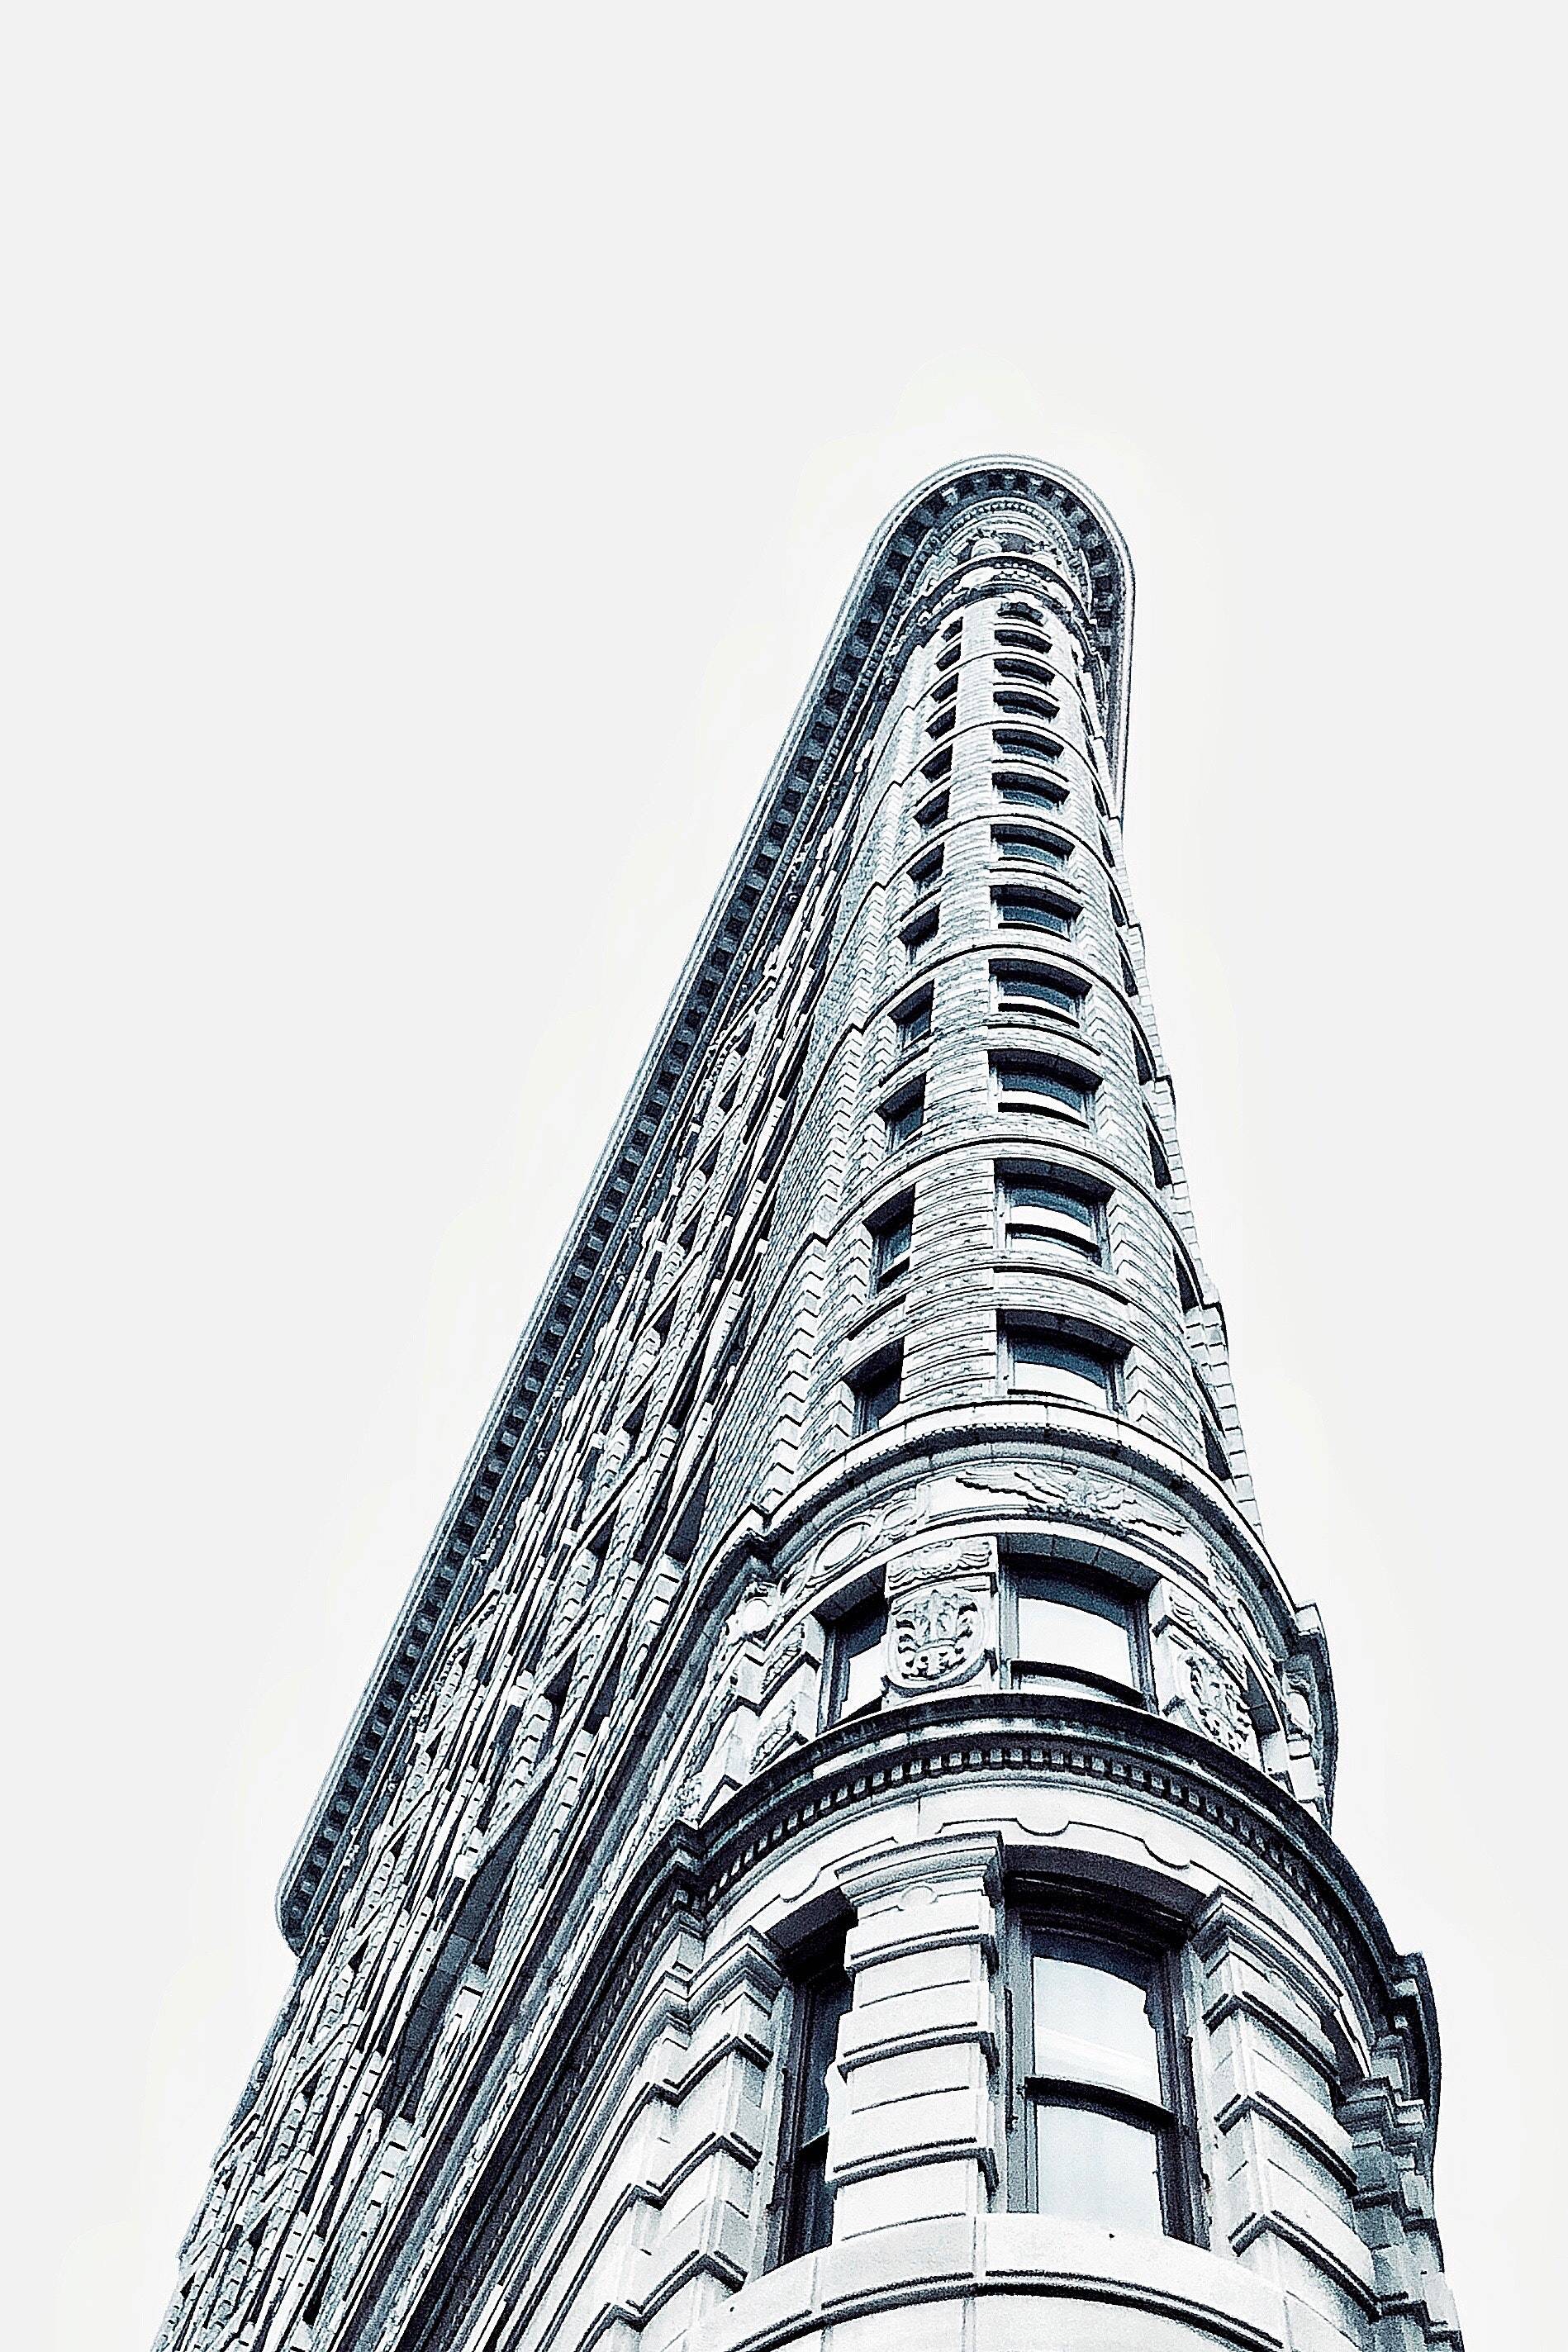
[3,7,1563,2346]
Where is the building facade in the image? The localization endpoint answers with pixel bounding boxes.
[158,461,1462,2352]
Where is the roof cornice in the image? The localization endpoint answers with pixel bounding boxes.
[277,459,1136,1951]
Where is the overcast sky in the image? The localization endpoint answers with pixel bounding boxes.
[4,7,1563,2346]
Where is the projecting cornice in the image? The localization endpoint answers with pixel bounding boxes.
[277,459,1137,1952]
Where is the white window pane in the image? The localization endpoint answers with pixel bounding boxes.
[1016,1590,1134,1688]
[1031,1952,1162,2103]
[1033,2099,1163,2233]
[840,1623,885,1717]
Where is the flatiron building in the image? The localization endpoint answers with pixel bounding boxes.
[157,460,1463,2352]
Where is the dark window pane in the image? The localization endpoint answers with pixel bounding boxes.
[785,2144,833,2258]
[1009,1332,1115,1407]
[1033,2098,1164,2234]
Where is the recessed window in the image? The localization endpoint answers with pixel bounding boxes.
[995,657,1057,691]
[903,908,938,962]
[994,824,1071,870]
[921,744,953,784]
[925,704,957,741]
[995,690,1060,725]
[995,769,1067,810]
[997,1166,1106,1261]
[774,1936,853,2264]
[893,986,933,1052]
[1010,1915,1195,2239]
[825,1594,886,1724]
[941,614,964,643]
[1000,1319,1123,1409]
[914,789,949,832]
[993,1053,1094,1121]
[1119,943,1139,997]
[1003,1556,1143,1698]
[935,638,962,672]
[992,961,1085,1024]
[882,1080,924,1150]
[994,886,1078,938]
[848,1347,902,1435]
[994,727,1063,766]
[910,847,943,900]
[1132,1030,1156,1085]
[996,626,1052,656]
[1000,600,1043,625]
[1147,1123,1172,1188]
[868,1193,913,1291]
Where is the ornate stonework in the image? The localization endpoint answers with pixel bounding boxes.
[154,463,1460,2352]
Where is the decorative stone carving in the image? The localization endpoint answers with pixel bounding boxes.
[884,1535,991,1596]
[1186,1647,1252,1756]
[750,1701,801,1772]
[888,1585,984,1689]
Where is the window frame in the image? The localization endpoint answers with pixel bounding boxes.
[1000,1551,1149,1703]
[994,768,1067,811]
[993,823,1073,872]
[999,1315,1124,1411]
[892,984,934,1053]
[1004,1890,1205,2245]
[867,1190,914,1293]
[881,1078,925,1152]
[848,1344,902,1436]
[901,907,939,963]
[991,1052,1096,1124]
[822,1590,887,1726]
[992,883,1079,938]
[991,959,1086,1028]
[995,1162,1108,1263]
[771,1931,854,2268]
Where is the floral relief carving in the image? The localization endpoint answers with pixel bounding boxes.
[1185,1647,1252,1756]
[888,1584,984,1689]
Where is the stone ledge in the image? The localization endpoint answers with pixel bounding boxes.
[706,2213,1288,2352]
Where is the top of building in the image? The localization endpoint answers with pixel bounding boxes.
[275,459,1138,1951]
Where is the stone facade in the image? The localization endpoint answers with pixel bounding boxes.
[154,460,1462,2352]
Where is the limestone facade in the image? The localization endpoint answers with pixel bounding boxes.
[155,461,1461,2352]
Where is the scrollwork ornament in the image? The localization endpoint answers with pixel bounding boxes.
[888,1584,983,1689]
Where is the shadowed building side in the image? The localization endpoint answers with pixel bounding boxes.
[156,462,1461,2352]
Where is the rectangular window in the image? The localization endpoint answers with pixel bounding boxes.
[994,728,1062,766]
[849,1347,902,1435]
[902,909,938,963]
[998,1166,1105,1261]
[869,1194,913,1291]
[994,886,1077,937]
[893,987,933,1052]
[1000,1319,1123,1409]
[1004,1556,1143,1698]
[994,824,1071,869]
[1147,1123,1172,1188]
[992,962,1085,1024]
[825,1594,886,1724]
[935,638,962,672]
[992,1054,1094,1121]
[995,769,1067,810]
[775,1936,854,2264]
[1011,1920,1194,2240]
[910,848,943,900]
[914,789,949,832]
[881,1080,924,1151]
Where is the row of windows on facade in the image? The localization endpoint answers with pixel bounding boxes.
[844,1303,1228,1476]
[777,1879,1201,2264]
[865,1166,1112,1300]
[878,1049,1171,1194]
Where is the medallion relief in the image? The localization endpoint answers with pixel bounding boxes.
[888,1584,986,1690]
